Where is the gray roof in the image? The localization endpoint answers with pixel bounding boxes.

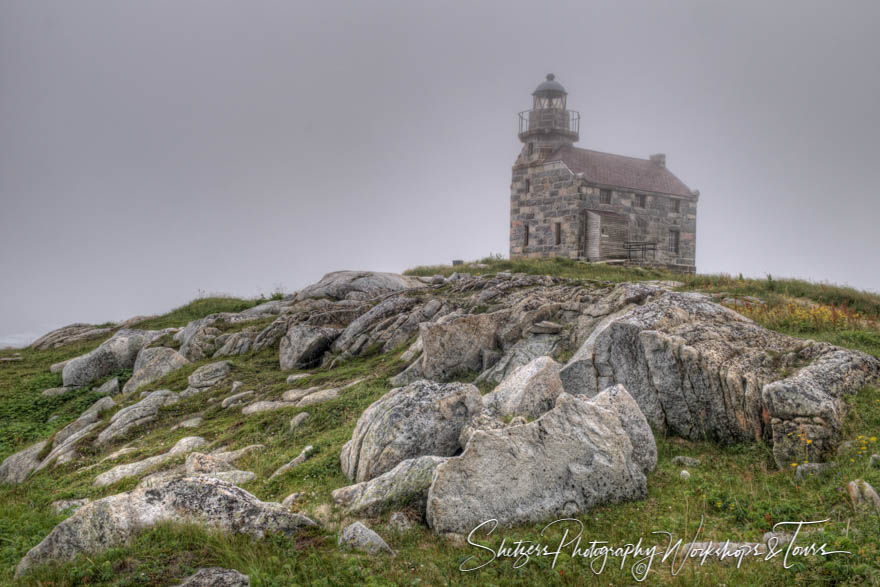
[548,145,694,197]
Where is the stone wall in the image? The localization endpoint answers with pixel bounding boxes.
[509,159,698,271]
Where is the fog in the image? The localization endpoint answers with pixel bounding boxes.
[2,0,879,345]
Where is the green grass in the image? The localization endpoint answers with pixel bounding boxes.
[2,269,880,585]
[133,297,263,331]
[8,385,879,585]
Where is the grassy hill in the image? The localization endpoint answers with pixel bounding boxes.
[1,261,878,585]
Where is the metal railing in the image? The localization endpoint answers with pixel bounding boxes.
[518,109,580,136]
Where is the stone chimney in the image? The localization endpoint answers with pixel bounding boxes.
[649,153,666,167]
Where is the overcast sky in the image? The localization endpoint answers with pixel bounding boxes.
[1,0,879,346]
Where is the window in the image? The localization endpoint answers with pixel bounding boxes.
[599,189,611,204]
[554,222,562,245]
[523,225,530,247]
[635,194,646,208]
[672,198,681,213]
[524,179,530,194]
[527,143,534,156]
[668,230,680,255]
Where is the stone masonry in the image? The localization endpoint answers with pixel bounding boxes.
[510,74,699,272]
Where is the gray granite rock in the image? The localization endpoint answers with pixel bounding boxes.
[95,377,120,395]
[94,437,206,487]
[122,347,189,395]
[16,477,316,577]
[671,456,701,468]
[95,389,179,446]
[222,390,255,409]
[62,329,172,388]
[187,361,232,390]
[426,388,653,534]
[296,271,421,302]
[279,325,341,370]
[332,456,447,517]
[482,356,563,419]
[341,380,482,482]
[558,286,880,467]
[0,440,48,484]
[338,521,393,555]
[31,324,112,351]
[176,567,249,587]
[269,445,314,480]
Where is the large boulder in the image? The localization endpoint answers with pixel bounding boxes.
[296,271,421,302]
[426,388,654,534]
[482,356,563,419]
[558,289,880,467]
[15,477,316,577]
[417,311,510,380]
[341,380,482,482]
[95,389,179,446]
[332,456,447,517]
[279,325,341,370]
[62,329,172,388]
[122,347,189,395]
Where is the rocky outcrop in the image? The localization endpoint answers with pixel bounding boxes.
[122,347,189,395]
[332,455,447,517]
[341,380,482,483]
[426,388,654,534]
[213,327,260,358]
[482,356,563,419]
[62,329,173,388]
[280,325,341,370]
[15,477,316,577]
[558,288,880,466]
[95,389,179,446]
[330,297,420,357]
[94,437,206,487]
[177,312,267,361]
[36,396,117,471]
[2,396,117,484]
[31,323,113,350]
[296,271,421,302]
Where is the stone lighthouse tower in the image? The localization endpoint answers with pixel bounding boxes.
[516,73,580,165]
[510,73,698,271]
